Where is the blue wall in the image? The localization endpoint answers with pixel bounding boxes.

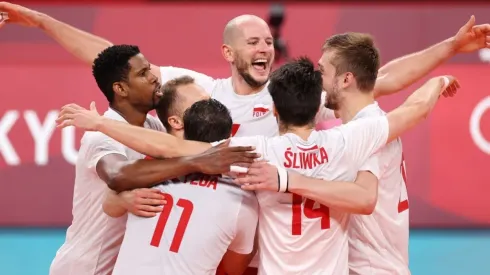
[0,229,489,275]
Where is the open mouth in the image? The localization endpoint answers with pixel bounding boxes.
[251,59,268,72]
[154,83,163,97]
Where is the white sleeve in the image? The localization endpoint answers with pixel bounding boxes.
[339,116,389,164]
[228,194,259,254]
[160,66,216,95]
[359,153,381,179]
[84,133,128,171]
[230,136,266,161]
[315,92,336,123]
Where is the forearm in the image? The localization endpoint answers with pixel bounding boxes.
[386,77,444,142]
[288,172,376,215]
[38,13,113,65]
[102,191,127,218]
[96,117,211,158]
[375,38,455,97]
[109,157,199,192]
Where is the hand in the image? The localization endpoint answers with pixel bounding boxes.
[234,161,280,192]
[0,2,43,28]
[439,75,460,98]
[191,139,260,175]
[120,188,167,218]
[451,15,490,53]
[56,101,102,131]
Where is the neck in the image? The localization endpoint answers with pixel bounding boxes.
[337,91,375,123]
[110,101,148,127]
[231,66,266,96]
[279,122,315,141]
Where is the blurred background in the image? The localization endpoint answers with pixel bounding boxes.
[1,1,490,274]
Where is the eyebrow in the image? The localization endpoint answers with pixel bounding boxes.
[136,64,150,74]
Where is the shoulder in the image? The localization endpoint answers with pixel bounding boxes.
[145,115,165,132]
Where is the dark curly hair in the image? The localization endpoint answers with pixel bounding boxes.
[92,45,141,103]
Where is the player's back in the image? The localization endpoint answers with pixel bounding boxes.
[113,174,258,275]
[348,102,410,275]
[231,122,386,275]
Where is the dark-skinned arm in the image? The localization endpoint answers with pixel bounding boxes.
[97,141,259,193]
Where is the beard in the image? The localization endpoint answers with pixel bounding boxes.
[235,55,268,89]
[325,83,341,110]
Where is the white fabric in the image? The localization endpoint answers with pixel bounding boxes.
[348,102,410,275]
[49,108,164,275]
[230,117,388,274]
[159,66,337,270]
[112,176,258,275]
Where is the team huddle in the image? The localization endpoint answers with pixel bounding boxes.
[2,2,490,275]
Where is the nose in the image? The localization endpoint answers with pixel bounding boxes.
[257,40,271,53]
[148,70,158,84]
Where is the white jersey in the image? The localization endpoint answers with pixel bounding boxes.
[160,66,336,268]
[230,116,390,275]
[348,102,410,275]
[112,174,259,275]
[160,66,335,138]
[50,108,164,275]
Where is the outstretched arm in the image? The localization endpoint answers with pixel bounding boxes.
[384,76,457,143]
[0,2,161,75]
[57,102,210,158]
[374,16,490,97]
[235,162,379,215]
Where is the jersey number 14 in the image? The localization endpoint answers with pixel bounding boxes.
[150,193,194,253]
[291,194,330,235]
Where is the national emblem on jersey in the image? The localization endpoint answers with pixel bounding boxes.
[252,103,270,118]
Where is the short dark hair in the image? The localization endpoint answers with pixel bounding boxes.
[156,76,196,132]
[92,45,141,103]
[183,99,232,143]
[268,56,323,127]
[322,33,379,92]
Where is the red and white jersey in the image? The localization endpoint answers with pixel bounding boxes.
[112,175,258,275]
[230,116,389,275]
[49,108,164,275]
[160,66,335,268]
[348,102,410,275]
[159,66,335,138]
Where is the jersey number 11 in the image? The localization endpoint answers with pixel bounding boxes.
[150,193,194,253]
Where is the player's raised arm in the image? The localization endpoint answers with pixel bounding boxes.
[0,2,115,66]
[385,75,459,143]
[373,16,489,97]
[57,102,210,158]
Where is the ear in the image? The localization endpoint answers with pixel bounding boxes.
[113,82,129,97]
[221,44,234,63]
[168,115,184,131]
[272,104,278,117]
[341,72,355,89]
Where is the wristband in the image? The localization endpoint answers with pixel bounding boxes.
[230,165,248,174]
[277,166,289,193]
[442,76,450,90]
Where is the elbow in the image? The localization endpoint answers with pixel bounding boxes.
[102,202,124,218]
[358,193,377,215]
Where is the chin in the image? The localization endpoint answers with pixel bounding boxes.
[250,73,269,85]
